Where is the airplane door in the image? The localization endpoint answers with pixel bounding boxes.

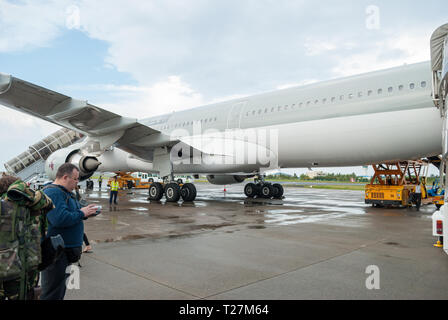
[226,101,247,129]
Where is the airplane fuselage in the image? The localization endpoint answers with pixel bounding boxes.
[137,61,441,172]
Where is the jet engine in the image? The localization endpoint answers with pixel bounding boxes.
[45,146,101,181]
[206,175,249,185]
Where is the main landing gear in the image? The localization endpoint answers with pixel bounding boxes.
[244,176,284,199]
[148,178,197,202]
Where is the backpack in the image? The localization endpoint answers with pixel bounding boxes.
[0,180,54,299]
[0,200,39,281]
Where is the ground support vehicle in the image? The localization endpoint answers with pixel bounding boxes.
[365,160,441,209]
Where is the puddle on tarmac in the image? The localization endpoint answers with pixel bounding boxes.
[247,225,266,229]
[264,212,347,226]
[129,199,149,203]
[267,209,304,214]
[130,207,149,211]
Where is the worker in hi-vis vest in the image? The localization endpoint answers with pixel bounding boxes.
[110,176,119,205]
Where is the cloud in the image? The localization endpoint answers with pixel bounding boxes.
[276,79,319,90]
[69,76,205,118]
[330,30,431,77]
[0,0,70,52]
[304,38,357,56]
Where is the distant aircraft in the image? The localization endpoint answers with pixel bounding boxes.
[0,61,441,202]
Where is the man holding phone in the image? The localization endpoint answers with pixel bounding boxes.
[40,163,97,300]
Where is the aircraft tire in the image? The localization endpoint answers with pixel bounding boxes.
[244,183,258,198]
[165,183,181,202]
[259,184,274,198]
[148,182,164,201]
[272,183,284,199]
[181,183,197,202]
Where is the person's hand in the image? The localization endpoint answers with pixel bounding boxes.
[81,204,98,218]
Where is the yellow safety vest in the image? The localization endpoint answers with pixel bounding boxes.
[111,181,119,191]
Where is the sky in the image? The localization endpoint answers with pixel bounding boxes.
[0,0,445,176]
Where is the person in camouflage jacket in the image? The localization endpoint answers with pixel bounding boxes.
[0,176,54,300]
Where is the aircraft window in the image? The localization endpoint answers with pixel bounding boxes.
[322,98,327,104]
[246,112,249,116]
[306,101,311,106]
[348,94,353,99]
[204,119,208,123]
[358,92,362,97]
[214,117,217,121]
[399,85,404,91]
[252,110,256,115]
[331,97,335,102]
[271,107,275,112]
[410,83,415,89]
[284,105,288,110]
[339,95,344,100]
[421,81,427,88]
[377,89,383,94]
[388,87,393,93]
[291,104,295,108]
[264,108,268,113]
[367,90,372,96]
[314,100,318,104]
[278,106,282,111]
[258,109,262,114]
[209,118,212,122]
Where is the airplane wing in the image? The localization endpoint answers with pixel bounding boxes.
[0,72,161,160]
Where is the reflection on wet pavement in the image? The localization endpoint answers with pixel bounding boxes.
[81,183,435,244]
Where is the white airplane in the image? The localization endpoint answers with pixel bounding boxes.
[0,61,442,202]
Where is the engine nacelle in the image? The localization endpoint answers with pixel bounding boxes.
[206,175,249,185]
[45,146,101,181]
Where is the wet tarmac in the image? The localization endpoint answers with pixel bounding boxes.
[66,183,448,300]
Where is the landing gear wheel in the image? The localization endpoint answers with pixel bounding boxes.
[181,183,197,201]
[244,183,258,198]
[148,182,164,201]
[272,183,284,199]
[165,183,181,202]
[259,184,274,198]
